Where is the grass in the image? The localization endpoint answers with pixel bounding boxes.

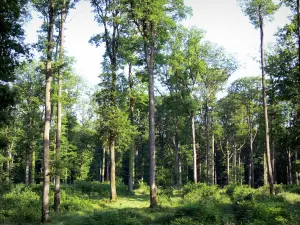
[0,182,300,224]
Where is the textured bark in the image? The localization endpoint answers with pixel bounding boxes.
[232,145,236,183]
[263,153,268,185]
[296,152,299,186]
[146,36,158,207]
[259,5,274,194]
[173,124,181,186]
[128,63,134,193]
[7,148,12,182]
[31,150,35,184]
[54,3,65,212]
[212,134,215,185]
[226,140,230,185]
[25,147,31,185]
[247,110,254,188]
[101,147,105,182]
[287,150,292,185]
[205,101,211,184]
[191,116,197,183]
[110,138,117,201]
[42,0,54,221]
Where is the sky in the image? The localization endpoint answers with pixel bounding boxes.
[24,0,291,89]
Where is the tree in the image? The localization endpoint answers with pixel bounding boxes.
[238,0,279,194]
[229,77,261,187]
[0,0,29,145]
[40,0,55,221]
[128,0,190,207]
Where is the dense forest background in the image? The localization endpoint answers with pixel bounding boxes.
[0,0,300,224]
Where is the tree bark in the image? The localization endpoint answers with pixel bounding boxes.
[102,147,105,182]
[191,116,197,183]
[110,137,117,201]
[25,147,31,185]
[205,100,211,184]
[287,149,292,184]
[145,35,158,207]
[296,152,299,186]
[54,2,65,212]
[212,134,215,185]
[42,0,54,221]
[31,149,35,184]
[247,110,254,188]
[259,5,274,194]
[226,140,230,185]
[128,63,134,193]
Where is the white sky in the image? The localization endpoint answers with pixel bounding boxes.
[24,0,291,88]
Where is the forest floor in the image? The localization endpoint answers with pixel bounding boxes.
[1,181,300,225]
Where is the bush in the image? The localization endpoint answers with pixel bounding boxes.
[0,184,41,223]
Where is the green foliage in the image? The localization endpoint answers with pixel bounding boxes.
[238,0,279,28]
[0,184,41,223]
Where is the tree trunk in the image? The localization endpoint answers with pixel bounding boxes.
[145,37,158,208]
[205,101,211,184]
[226,140,230,185]
[54,3,65,212]
[259,5,274,194]
[7,145,12,183]
[296,152,299,186]
[102,147,105,182]
[42,0,54,221]
[110,137,117,201]
[232,145,236,184]
[247,111,254,188]
[264,153,268,185]
[178,154,182,186]
[25,147,31,185]
[288,149,292,185]
[191,116,197,183]
[31,149,35,184]
[134,137,140,185]
[212,134,215,185]
[128,63,134,193]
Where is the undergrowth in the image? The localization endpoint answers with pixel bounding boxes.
[0,182,299,225]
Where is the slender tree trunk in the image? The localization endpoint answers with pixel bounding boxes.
[31,149,35,184]
[106,150,110,181]
[233,145,236,184]
[238,152,242,184]
[247,111,254,188]
[145,37,158,207]
[287,149,292,185]
[25,147,31,185]
[7,143,12,182]
[191,116,197,183]
[110,137,117,201]
[134,137,140,185]
[264,153,268,185]
[128,63,134,193]
[205,101,211,184]
[178,154,182,186]
[54,3,65,212]
[42,0,54,221]
[226,140,230,185]
[212,134,215,185]
[296,152,299,186]
[259,5,274,194]
[102,147,105,182]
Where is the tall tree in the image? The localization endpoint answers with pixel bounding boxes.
[128,0,190,207]
[229,77,261,187]
[90,0,123,201]
[238,0,278,194]
[42,0,55,221]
